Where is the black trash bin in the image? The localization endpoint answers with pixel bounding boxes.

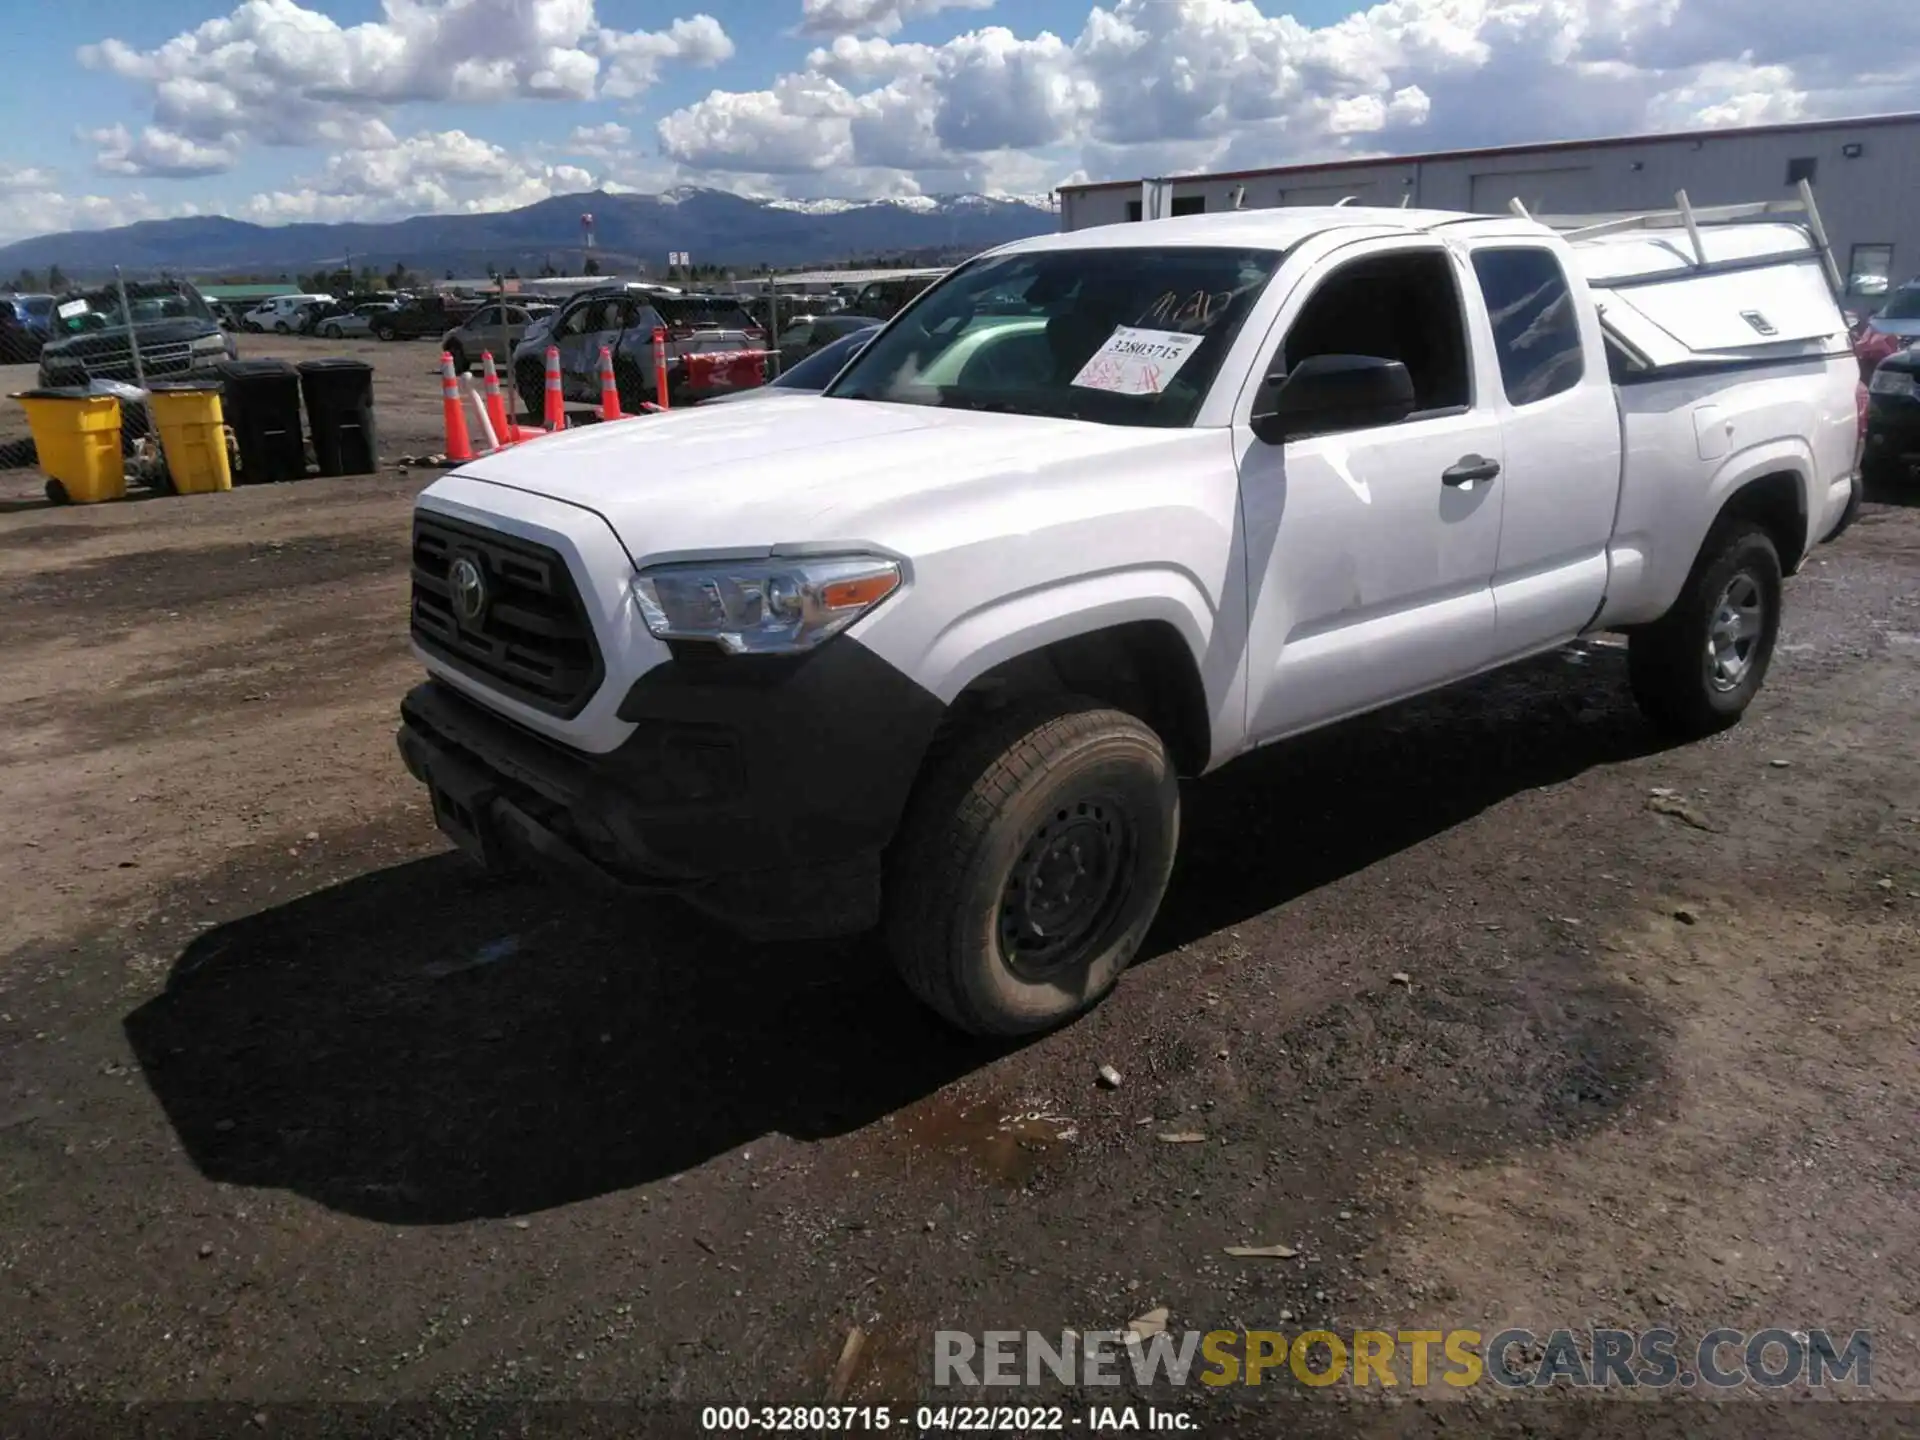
[296,359,378,476]
[216,358,305,483]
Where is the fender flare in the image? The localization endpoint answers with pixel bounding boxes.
[907,565,1220,710]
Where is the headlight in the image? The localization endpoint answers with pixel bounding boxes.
[1869,368,1919,398]
[632,554,902,655]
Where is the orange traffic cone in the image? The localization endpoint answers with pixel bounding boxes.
[440,351,473,463]
[599,345,623,421]
[480,352,512,444]
[544,345,565,432]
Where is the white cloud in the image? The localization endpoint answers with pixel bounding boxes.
[88,123,238,178]
[0,165,61,193]
[658,0,1920,198]
[566,121,633,156]
[81,0,734,155]
[598,14,733,99]
[0,189,200,243]
[235,128,604,224]
[798,0,994,40]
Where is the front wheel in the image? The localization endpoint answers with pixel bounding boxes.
[1629,519,1782,739]
[885,697,1179,1037]
[444,343,466,375]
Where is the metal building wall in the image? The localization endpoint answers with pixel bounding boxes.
[1056,116,1920,299]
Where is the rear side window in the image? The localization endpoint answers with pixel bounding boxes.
[1471,247,1584,405]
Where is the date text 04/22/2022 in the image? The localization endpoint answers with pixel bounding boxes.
[699,1403,1196,1432]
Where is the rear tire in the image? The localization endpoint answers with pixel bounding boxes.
[1629,519,1782,739]
[884,696,1179,1037]
[321,323,341,339]
[274,321,290,335]
[44,478,69,505]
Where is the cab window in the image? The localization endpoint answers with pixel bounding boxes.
[1272,249,1471,421]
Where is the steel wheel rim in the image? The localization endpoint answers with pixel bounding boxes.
[997,794,1136,981]
[1705,571,1765,692]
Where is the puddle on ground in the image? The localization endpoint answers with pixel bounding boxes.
[885,1092,1078,1185]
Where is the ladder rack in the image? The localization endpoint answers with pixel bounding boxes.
[1506,182,1842,294]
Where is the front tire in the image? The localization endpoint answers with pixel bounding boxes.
[445,343,466,375]
[1629,519,1782,739]
[885,697,1179,1037]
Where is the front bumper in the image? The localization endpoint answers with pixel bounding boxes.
[396,637,945,939]
[1864,396,1920,477]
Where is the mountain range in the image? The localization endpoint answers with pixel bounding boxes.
[0,187,1060,281]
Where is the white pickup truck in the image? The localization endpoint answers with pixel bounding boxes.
[396,202,1860,1036]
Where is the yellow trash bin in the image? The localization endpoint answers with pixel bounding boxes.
[11,387,126,505]
[147,381,233,495]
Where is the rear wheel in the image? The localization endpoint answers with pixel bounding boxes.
[44,478,69,505]
[1629,519,1782,739]
[321,322,342,339]
[273,321,291,335]
[884,696,1179,1037]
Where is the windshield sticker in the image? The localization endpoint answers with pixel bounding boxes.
[56,299,89,319]
[1072,326,1205,395]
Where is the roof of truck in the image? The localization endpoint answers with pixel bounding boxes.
[1002,206,1493,254]
[1008,207,1821,275]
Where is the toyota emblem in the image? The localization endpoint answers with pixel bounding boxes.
[449,556,488,625]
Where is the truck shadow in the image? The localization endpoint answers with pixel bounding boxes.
[1151,641,1670,947]
[125,644,1669,1225]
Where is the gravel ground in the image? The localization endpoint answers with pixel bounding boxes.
[0,354,1917,1437]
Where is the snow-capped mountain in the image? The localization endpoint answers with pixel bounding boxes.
[0,187,1059,279]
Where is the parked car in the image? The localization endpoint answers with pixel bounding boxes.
[1853,281,1920,376]
[311,301,398,339]
[396,201,1858,1038]
[1862,345,1920,489]
[773,312,882,369]
[509,287,765,411]
[1,293,53,362]
[439,303,555,374]
[241,293,334,333]
[702,323,879,403]
[370,294,481,341]
[39,278,235,387]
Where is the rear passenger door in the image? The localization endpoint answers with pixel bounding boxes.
[1238,239,1508,743]
[1458,242,1624,658]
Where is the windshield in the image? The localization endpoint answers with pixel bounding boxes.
[53,282,215,335]
[1877,287,1920,321]
[827,246,1282,427]
[774,327,878,389]
[23,296,52,318]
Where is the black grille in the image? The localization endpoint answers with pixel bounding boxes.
[410,514,604,717]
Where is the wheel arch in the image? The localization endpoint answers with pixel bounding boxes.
[933,614,1214,778]
[1705,442,1814,575]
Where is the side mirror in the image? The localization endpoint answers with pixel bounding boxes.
[1250,353,1417,444]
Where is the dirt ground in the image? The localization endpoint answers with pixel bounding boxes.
[0,340,1917,1437]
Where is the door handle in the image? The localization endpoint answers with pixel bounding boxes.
[1442,455,1501,487]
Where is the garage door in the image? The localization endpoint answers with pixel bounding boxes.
[1279,181,1383,207]
[1469,167,1594,216]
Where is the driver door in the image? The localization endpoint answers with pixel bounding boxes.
[1238,240,1506,744]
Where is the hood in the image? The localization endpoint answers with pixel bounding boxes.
[43,317,222,358]
[447,393,1196,563]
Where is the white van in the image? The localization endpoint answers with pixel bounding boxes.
[242,294,333,334]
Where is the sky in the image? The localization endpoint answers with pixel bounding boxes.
[0,0,1916,241]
